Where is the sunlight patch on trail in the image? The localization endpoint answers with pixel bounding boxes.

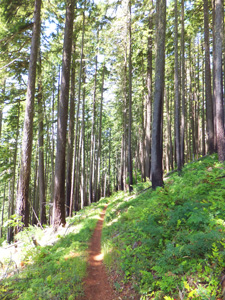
[94,253,104,261]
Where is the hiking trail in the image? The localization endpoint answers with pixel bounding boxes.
[79,205,115,300]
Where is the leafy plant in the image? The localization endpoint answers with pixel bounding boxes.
[0,198,108,299]
[102,155,225,299]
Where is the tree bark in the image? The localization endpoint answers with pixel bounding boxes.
[165,90,170,172]
[32,143,39,225]
[95,65,105,202]
[151,0,166,189]
[128,0,133,193]
[212,0,217,151]
[174,0,181,172]
[202,58,206,156]
[80,61,87,209]
[204,0,214,154]
[89,55,98,204]
[69,12,85,216]
[66,42,76,217]
[119,137,124,190]
[7,101,20,242]
[37,53,46,225]
[0,184,6,239]
[48,75,56,225]
[145,13,153,180]
[53,0,74,228]
[0,79,5,140]
[214,0,225,161]
[16,0,41,230]
[108,130,111,196]
[181,0,185,166]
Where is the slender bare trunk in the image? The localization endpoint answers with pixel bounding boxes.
[214,0,225,161]
[204,0,214,153]
[53,0,74,228]
[80,63,87,208]
[151,0,166,189]
[95,66,105,202]
[174,0,181,172]
[66,43,76,217]
[89,55,98,204]
[0,184,6,238]
[181,0,185,166]
[0,79,5,139]
[128,0,133,192]
[37,54,46,225]
[69,12,85,216]
[16,0,41,229]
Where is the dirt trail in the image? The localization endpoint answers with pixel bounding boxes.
[79,205,116,300]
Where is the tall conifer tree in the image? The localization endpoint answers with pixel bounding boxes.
[53,0,74,228]
[16,0,42,229]
[151,0,166,189]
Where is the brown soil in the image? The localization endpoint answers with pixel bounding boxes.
[78,205,140,300]
[78,205,116,300]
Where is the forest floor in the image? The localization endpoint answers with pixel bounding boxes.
[2,154,225,299]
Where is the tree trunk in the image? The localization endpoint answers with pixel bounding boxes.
[204,0,214,154]
[53,0,74,228]
[165,90,170,172]
[49,75,56,224]
[212,0,217,151]
[0,79,5,140]
[69,13,85,216]
[32,143,39,225]
[0,184,6,239]
[151,0,166,189]
[202,58,206,156]
[89,55,98,204]
[168,88,174,169]
[214,0,225,161]
[174,0,181,172]
[37,54,46,225]
[66,43,76,217]
[75,126,82,209]
[120,137,124,191]
[128,0,133,192]
[145,13,153,180]
[108,130,111,196]
[189,42,196,160]
[181,0,185,166]
[80,61,87,209]
[16,0,41,230]
[95,65,105,202]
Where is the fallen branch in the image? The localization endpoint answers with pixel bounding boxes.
[136,186,152,195]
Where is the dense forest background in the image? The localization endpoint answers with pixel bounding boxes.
[0,0,224,242]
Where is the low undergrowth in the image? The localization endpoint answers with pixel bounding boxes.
[0,199,108,300]
[102,154,225,299]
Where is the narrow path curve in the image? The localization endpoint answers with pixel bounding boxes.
[79,205,116,300]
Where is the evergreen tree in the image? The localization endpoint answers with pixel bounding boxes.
[151,0,166,189]
[16,0,42,229]
[53,0,74,229]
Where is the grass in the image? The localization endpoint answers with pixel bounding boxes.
[1,154,225,299]
[102,154,225,299]
[0,198,108,300]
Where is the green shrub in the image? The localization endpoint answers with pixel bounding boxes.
[102,155,225,299]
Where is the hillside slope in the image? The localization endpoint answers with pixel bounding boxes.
[102,154,225,299]
[1,155,225,299]
[0,200,108,299]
